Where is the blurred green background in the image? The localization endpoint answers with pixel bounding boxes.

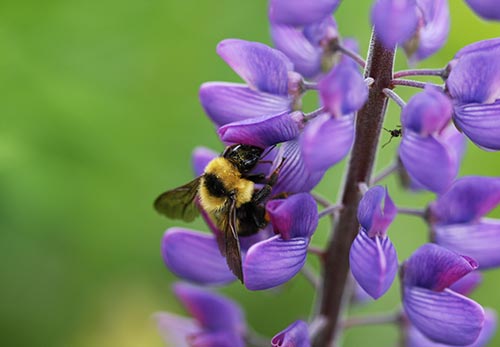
[1,0,500,346]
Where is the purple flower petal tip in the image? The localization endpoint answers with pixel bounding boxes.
[266,193,318,240]
[269,0,340,26]
[399,132,456,194]
[357,186,396,238]
[434,220,500,269]
[448,271,482,296]
[350,231,398,299]
[300,114,354,172]
[218,111,302,148]
[272,320,310,347]
[243,235,308,290]
[162,228,236,285]
[319,61,368,117]
[465,0,500,20]
[199,82,291,127]
[429,176,500,225]
[173,283,245,333]
[216,39,292,96]
[402,86,452,135]
[371,0,419,48]
[402,243,478,291]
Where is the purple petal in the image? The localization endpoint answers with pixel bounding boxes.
[187,331,245,347]
[350,231,398,299]
[217,39,293,96]
[402,243,478,291]
[272,140,325,195]
[465,0,500,20]
[434,219,500,269]
[272,320,310,347]
[173,283,246,333]
[399,131,456,194]
[303,16,338,46]
[407,308,495,347]
[271,24,322,78]
[357,186,396,238]
[156,312,199,347]
[319,61,368,117]
[371,0,419,48]
[192,147,218,177]
[403,286,484,345]
[406,0,449,62]
[218,111,302,148]
[162,228,236,284]
[439,124,467,166]
[454,101,500,151]
[300,113,354,172]
[447,46,500,105]
[269,0,340,26]
[448,271,483,296]
[429,176,500,225]
[243,235,308,290]
[401,86,452,135]
[199,82,291,127]
[453,38,500,60]
[266,193,318,239]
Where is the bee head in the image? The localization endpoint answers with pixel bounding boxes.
[222,144,264,173]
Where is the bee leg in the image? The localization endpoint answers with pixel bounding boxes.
[382,137,392,148]
[251,158,286,205]
[244,173,267,184]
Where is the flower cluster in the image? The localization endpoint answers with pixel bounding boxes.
[154,1,500,346]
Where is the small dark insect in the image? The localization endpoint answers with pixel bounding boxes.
[154,144,282,283]
[382,126,402,148]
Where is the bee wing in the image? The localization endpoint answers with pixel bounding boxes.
[154,177,201,222]
[219,197,244,283]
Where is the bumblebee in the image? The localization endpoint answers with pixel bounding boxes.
[154,144,281,283]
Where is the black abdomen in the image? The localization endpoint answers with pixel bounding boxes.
[236,202,267,236]
[203,173,228,197]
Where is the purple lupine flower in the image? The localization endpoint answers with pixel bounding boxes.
[401,243,484,345]
[271,17,338,78]
[404,0,450,62]
[156,283,246,347]
[268,0,340,27]
[162,193,318,290]
[464,0,500,21]
[406,271,496,347]
[199,39,294,127]
[398,86,462,193]
[445,38,500,150]
[428,176,500,269]
[319,58,368,117]
[218,56,365,192]
[372,0,449,61]
[349,186,398,299]
[371,0,419,49]
[272,320,310,347]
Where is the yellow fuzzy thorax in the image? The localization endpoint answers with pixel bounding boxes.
[198,157,254,213]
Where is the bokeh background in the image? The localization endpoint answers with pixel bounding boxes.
[1,0,500,346]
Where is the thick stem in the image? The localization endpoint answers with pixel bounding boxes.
[312,31,395,347]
